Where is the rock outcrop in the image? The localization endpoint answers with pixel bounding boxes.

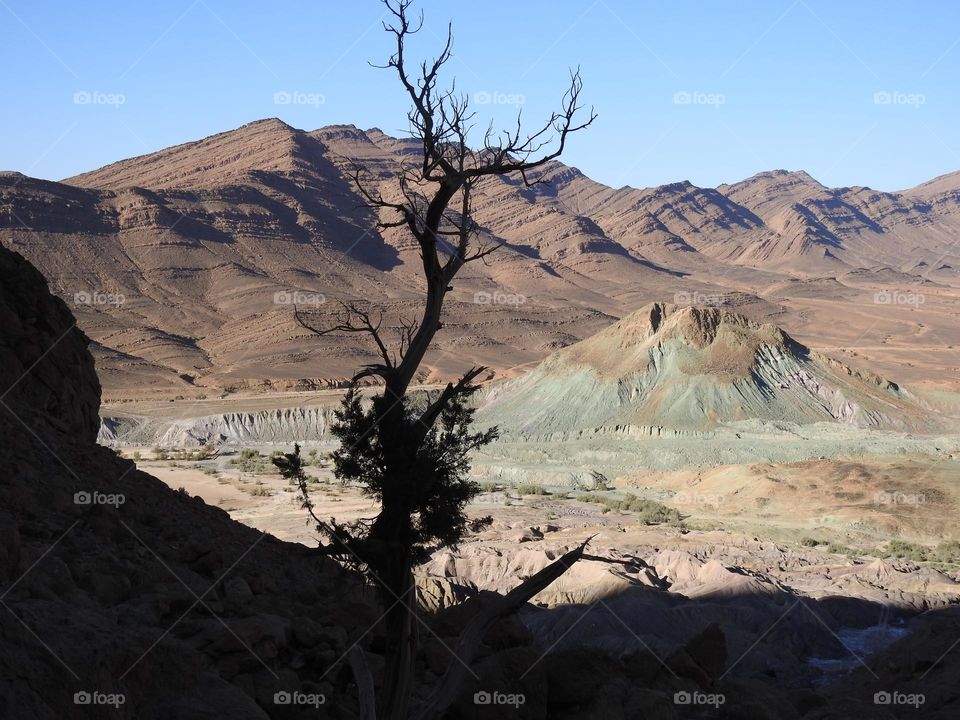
[0,243,376,718]
[0,246,100,442]
[477,302,940,435]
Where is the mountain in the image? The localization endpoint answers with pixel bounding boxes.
[477,303,936,434]
[2,119,959,398]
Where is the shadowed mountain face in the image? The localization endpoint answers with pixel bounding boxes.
[2,118,959,398]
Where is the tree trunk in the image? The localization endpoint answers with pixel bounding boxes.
[378,558,417,720]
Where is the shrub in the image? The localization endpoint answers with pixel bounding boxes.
[800,537,821,547]
[516,483,547,496]
[935,540,960,563]
[578,492,683,526]
[885,540,930,562]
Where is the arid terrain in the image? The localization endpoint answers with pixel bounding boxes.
[2,119,960,400]
[4,120,960,718]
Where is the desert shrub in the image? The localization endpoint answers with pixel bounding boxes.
[588,470,611,491]
[885,540,930,562]
[478,481,498,493]
[131,450,141,461]
[578,492,683,526]
[250,485,273,497]
[800,537,822,547]
[934,540,960,563]
[152,447,169,461]
[825,542,859,558]
[230,448,270,473]
[516,483,547,496]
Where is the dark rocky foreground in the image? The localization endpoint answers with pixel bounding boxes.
[1,242,958,718]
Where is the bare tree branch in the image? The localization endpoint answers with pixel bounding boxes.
[412,538,593,720]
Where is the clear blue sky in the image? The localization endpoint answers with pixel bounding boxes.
[2,0,958,191]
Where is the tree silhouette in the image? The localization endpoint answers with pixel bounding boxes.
[280,1,595,717]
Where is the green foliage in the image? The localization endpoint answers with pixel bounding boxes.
[825,542,859,557]
[327,386,499,562]
[515,483,547,496]
[578,492,684,526]
[884,539,931,562]
[935,540,960,563]
[230,448,271,473]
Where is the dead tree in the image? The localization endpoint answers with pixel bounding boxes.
[285,2,595,718]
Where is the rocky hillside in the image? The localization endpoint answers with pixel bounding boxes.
[4,246,960,718]
[477,303,938,435]
[0,245,378,718]
[2,119,959,397]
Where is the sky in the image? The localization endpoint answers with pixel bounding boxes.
[1,0,958,192]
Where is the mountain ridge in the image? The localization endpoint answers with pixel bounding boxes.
[2,119,959,398]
